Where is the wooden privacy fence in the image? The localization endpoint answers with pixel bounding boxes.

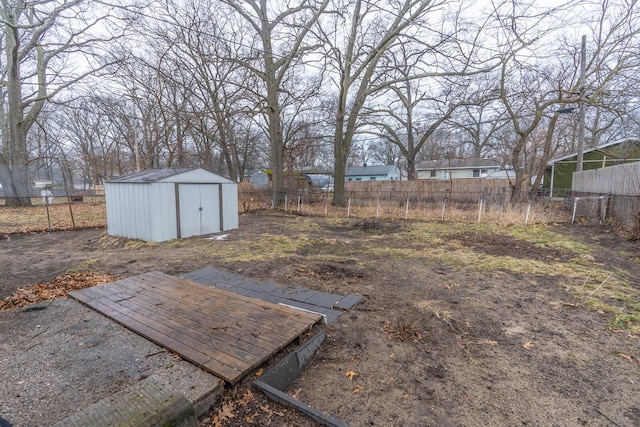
[572,162,640,235]
[573,162,640,195]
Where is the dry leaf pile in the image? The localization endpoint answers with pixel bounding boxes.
[201,389,297,427]
[0,272,121,311]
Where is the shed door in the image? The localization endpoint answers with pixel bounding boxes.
[178,184,220,238]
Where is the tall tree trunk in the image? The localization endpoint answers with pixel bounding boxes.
[509,137,526,204]
[3,12,32,206]
[263,43,285,205]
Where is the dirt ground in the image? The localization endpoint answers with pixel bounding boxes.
[1,210,639,426]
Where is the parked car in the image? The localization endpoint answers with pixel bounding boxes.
[321,184,334,192]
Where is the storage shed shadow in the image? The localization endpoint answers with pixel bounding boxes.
[105,168,238,242]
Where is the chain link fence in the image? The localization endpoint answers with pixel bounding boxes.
[239,188,569,226]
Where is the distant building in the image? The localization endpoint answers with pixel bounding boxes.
[33,180,54,188]
[545,138,640,196]
[344,165,401,181]
[416,158,507,180]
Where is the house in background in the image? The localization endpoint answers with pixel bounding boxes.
[416,158,507,180]
[344,164,400,181]
[545,138,640,196]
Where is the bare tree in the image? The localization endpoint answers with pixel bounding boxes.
[315,0,442,205]
[0,0,125,205]
[362,39,487,180]
[493,0,640,202]
[220,0,329,204]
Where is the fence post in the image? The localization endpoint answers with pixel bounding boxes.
[572,197,579,224]
[298,195,302,213]
[324,197,328,218]
[61,163,76,228]
[477,192,484,225]
[376,196,380,220]
[45,202,52,231]
[599,195,608,224]
[525,200,532,226]
[441,196,447,222]
[347,197,351,218]
[603,193,611,222]
[405,196,409,221]
[284,194,288,213]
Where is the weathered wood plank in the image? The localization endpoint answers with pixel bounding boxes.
[139,272,320,325]
[127,277,314,342]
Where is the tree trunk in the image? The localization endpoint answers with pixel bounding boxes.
[406,157,416,181]
[509,137,526,204]
[2,13,32,206]
[333,120,348,207]
[263,41,285,206]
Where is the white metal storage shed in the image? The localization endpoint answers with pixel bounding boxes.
[105,168,238,242]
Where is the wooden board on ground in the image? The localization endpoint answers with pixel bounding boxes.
[69,271,322,384]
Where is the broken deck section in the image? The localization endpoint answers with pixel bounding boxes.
[69,272,322,384]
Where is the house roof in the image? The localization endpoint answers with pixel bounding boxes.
[298,167,333,175]
[548,138,640,165]
[345,165,397,176]
[416,158,503,170]
[108,168,200,183]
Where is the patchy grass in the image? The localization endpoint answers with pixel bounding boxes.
[416,300,453,324]
[3,202,637,334]
[66,259,98,273]
[215,216,324,263]
[349,220,640,334]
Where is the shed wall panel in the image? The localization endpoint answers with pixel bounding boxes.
[128,184,152,241]
[221,184,239,230]
[112,183,149,241]
[105,183,118,236]
[149,183,178,242]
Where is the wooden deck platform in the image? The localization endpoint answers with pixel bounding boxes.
[69,271,322,384]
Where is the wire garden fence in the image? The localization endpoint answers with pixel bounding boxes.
[239,188,570,226]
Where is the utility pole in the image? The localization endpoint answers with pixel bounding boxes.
[576,35,586,172]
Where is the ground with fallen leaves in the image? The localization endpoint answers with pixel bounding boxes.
[1,210,639,426]
[0,272,120,311]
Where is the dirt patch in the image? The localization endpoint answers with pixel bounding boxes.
[1,211,639,426]
[446,231,574,263]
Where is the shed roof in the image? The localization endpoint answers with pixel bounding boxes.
[547,138,640,165]
[416,158,502,170]
[108,168,237,184]
[109,168,199,183]
[345,165,397,176]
